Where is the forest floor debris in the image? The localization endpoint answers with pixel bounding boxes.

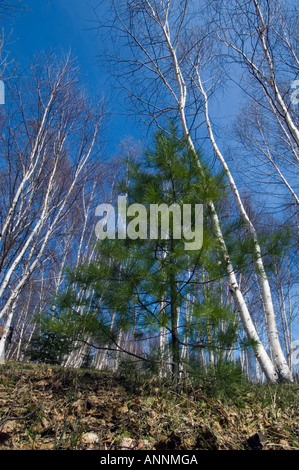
[0,362,298,450]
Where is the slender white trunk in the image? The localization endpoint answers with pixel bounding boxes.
[0,123,99,322]
[112,330,123,372]
[158,326,167,378]
[180,280,192,377]
[182,100,278,380]
[0,89,57,242]
[196,70,292,381]
[210,208,279,381]
[154,17,280,382]
[12,284,33,361]
[109,0,288,382]
[0,302,17,364]
[93,311,117,370]
[252,0,299,149]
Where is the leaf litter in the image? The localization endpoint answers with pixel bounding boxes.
[0,362,298,450]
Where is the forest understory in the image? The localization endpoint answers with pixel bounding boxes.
[0,362,298,451]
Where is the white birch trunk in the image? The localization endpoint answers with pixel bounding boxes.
[106,0,290,382]
[195,69,292,382]
[153,9,281,382]
[0,302,17,364]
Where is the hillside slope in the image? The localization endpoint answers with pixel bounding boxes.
[0,363,298,450]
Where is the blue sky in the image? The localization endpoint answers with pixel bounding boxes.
[1,0,298,351]
[2,1,296,206]
[3,0,243,157]
[3,0,142,156]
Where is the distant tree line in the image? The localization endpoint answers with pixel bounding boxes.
[0,0,298,386]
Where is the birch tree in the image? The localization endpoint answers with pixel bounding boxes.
[0,53,104,362]
[209,0,299,206]
[97,0,292,382]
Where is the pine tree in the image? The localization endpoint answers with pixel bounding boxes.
[52,128,243,384]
